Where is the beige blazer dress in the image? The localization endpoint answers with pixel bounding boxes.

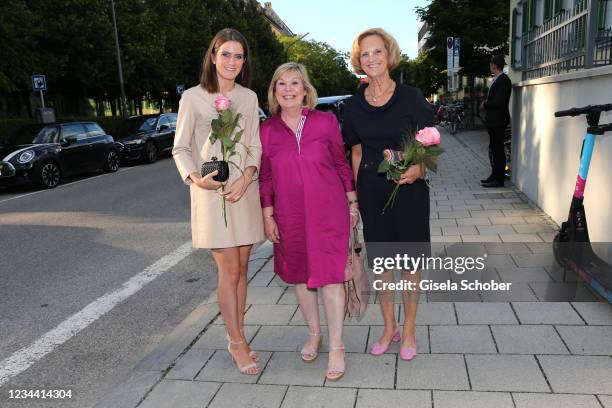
[172,84,265,249]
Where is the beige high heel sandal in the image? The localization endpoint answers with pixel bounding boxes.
[227,339,260,375]
[325,345,345,382]
[226,330,259,362]
[300,332,322,363]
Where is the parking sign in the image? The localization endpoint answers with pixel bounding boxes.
[32,75,47,91]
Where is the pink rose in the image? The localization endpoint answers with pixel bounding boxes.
[214,95,232,111]
[415,127,441,146]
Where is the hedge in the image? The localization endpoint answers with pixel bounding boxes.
[0,116,125,145]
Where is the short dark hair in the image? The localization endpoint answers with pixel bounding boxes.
[200,28,252,93]
[490,55,506,70]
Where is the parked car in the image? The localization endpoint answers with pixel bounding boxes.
[113,113,177,163]
[0,121,121,189]
[315,95,351,122]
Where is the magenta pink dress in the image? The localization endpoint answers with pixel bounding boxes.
[260,109,355,288]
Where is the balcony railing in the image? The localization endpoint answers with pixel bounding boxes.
[519,0,611,80]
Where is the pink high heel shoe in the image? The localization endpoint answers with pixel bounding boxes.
[399,336,417,361]
[370,329,401,356]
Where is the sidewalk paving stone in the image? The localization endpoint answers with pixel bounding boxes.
[538,355,612,394]
[246,286,285,304]
[466,355,550,392]
[500,234,543,243]
[431,219,458,227]
[251,325,369,353]
[512,302,585,325]
[208,383,287,408]
[529,282,598,302]
[572,302,612,325]
[480,283,539,302]
[490,216,527,225]
[281,386,357,408]
[356,389,431,408]
[461,234,502,242]
[455,302,518,324]
[166,348,214,380]
[497,267,554,283]
[555,326,612,355]
[396,354,469,390]
[457,217,491,226]
[599,395,612,407]
[476,225,517,235]
[323,353,396,389]
[248,271,275,286]
[512,252,556,267]
[512,393,602,408]
[243,304,298,325]
[484,242,532,254]
[138,380,220,408]
[513,224,556,233]
[430,325,496,353]
[433,390,514,408]
[441,226,478,235]
[491,325,569,354]
[259,352,327,386]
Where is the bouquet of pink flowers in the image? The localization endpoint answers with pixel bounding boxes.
[209,95,245,226]
[377,127,444,214]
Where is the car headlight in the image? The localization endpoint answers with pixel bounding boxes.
[124,139,143,145]
[17,150,35,163]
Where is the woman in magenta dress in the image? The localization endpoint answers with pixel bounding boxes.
[259,62,358,382]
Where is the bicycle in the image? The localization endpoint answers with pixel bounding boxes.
[552,103,612,303]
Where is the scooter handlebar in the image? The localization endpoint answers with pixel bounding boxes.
[555,103,612,117]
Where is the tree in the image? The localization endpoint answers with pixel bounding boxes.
[392,52,446,98]
[279,36,357,97]
[416,0,509,123]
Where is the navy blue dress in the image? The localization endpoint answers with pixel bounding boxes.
[342,84,434,262]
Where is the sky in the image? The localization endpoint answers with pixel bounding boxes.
[267,0,431,59]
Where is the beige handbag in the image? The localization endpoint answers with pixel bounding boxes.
[344,224,369,319]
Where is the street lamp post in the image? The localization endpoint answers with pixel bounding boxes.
[284,32,309,61]
[110,0,128,118]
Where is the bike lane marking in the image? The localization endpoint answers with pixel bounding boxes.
[0,241,194,387]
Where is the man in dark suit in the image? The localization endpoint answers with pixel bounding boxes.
[481,55,512,187]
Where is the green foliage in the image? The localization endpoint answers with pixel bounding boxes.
[415,0,510,79]
[0,0,286,115]
[392,52,446,97]
[279,36,357,97]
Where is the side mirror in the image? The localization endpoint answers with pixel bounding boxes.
[61,136,76,146]
[158,124,170,132]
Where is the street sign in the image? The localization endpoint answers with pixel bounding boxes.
[447,37,454,74]
[32,75,47,91]
[176,84,185,95]
[453,38,461,73]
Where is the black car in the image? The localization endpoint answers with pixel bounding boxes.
[315,95,351,122]
[113,113,177,163]
[0,121,121,189]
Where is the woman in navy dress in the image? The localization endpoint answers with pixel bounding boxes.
[342,28,434,361]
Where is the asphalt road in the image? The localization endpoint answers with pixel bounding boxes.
[0,157,219,407]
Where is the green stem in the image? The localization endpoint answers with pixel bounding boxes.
[222,144,228,227]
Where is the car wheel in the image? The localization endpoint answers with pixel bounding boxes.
[144,141,157,163]
[105,150,120,172]
[37,161,61,188]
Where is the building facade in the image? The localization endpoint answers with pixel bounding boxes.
[508,0,612,247]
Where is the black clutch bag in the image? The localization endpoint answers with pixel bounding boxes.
[201,156,229,182]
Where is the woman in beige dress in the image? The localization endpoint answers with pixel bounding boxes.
[172,28,265,375]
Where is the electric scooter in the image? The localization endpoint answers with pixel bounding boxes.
[553,103,612,303]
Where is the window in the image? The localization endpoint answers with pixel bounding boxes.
[34,126,60,144]
[522,1,530,33]
[84,123,105,137]
[157,116,170,129]
[61,124,86,141]
[167,114,177,126]
[138,117,157,132]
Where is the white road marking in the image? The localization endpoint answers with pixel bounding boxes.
[0,241,194,387]
[0,166,137,205]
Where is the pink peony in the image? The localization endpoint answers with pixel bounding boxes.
[415,127,441,146]
[214,95,232,111]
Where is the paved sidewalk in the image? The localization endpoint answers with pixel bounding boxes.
[97,128,612,408]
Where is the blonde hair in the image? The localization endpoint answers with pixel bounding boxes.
[350,28,401,74]
[267,62,318,115]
